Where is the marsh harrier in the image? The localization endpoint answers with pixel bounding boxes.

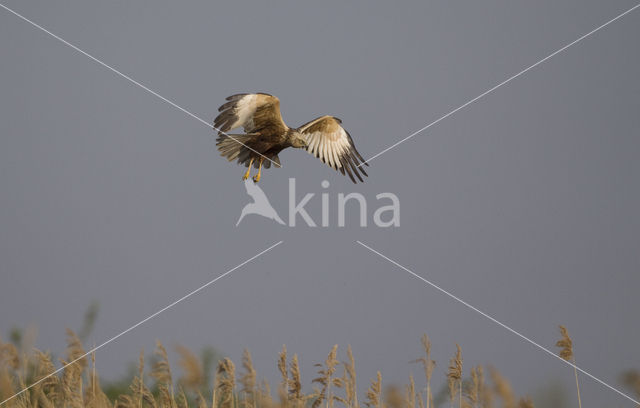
[214,93,368,183]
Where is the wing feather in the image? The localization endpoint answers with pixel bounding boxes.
[214,93,287,135]
[298,116,369,183]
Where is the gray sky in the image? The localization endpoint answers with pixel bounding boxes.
[1,0,639,406]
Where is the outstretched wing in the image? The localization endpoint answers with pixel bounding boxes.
[298,116,368,183]
[214,93,288,135]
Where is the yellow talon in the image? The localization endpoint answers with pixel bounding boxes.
[252,157,264,183]
[243,158,254,180]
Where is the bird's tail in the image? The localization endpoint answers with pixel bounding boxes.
[216,133,255,164]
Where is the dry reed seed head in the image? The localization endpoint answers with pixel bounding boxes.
[476,365,492,406]
[64,329,87,366]
[175,344,205,390]
[326,345,339,375]
[384,385,404,408]
[130,374,157,408]
[447,344,463,403]
[258,378,275,408]
[0,339,19,405]
[177,386,189,408]
[412,333,436,408]
[216,358,236,387]
[417,391,425,408]
[420,335,435,379]
[139,348,145,379]
[216,358,237,408]
[343,345,358,408]
[311,387,325,408]
[116,394,135,408]
[288,354,302,400]
[0,373,14,404]
[490,367,516,408]
[447,377,456,405]
[343,345,357,387]
[555,325,574,361]
[241,349,258,408]
[364,371,382,408]
[0,339,20,371]
[517,396,535,408]
[58,329,87,407]
[405,375,416,408]
[261,378,272,398]
[311,345,340,408]
[465,367,479,405]
[278,345,288,385]
[34,350,59,391]
[345,345,356,377]
[333,394,348,406]
[620,370,640,396]
[447,344,463,381]
[277,382,289,406]
[151,341,174,386]
[157,384,174,407]
[195,391,208,408]
[312,345,339,386]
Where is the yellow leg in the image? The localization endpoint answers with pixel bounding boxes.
[243,158,254,180]
[253,158,264,183]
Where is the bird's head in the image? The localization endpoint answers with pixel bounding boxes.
[289,131,308,149]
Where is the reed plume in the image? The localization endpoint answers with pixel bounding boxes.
[176,345,205,392]
[411,334,435,408]
[364,371,382,408]
[312,345,340,408]
[556,325,581,408]
[447,344,462,408]
[490,367,515,408]
[130,349,156,408]
[384,385,403,408]
[416,391,424,408]
[620,370,640,400]
[278,345,289,400]
[215,358,236,408]
[60,329,87,408]
[404,375,415,408]
[151,341,176,408]
[0,338,19,403]
[517,396,534,408]
[343,346,358,408]
[241,349,257,408]
[465,367,480,408]
[288,354,302,405]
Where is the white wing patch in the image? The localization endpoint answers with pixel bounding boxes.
[214,93,286,135]
[229,94,256,131]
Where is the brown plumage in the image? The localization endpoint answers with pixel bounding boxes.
[214,93,368,183]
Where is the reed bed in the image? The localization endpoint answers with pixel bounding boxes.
[0,328,636,408]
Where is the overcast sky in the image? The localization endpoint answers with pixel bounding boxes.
[1,0,639,406]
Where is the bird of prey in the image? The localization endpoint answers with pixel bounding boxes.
[214,93,368,183]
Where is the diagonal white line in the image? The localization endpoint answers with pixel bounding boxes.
[356,240,640,406]
[0,240,283,406]
[0,2,281,168]
[359,2,640,167]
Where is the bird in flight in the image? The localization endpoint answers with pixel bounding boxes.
[214,93,368,183]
